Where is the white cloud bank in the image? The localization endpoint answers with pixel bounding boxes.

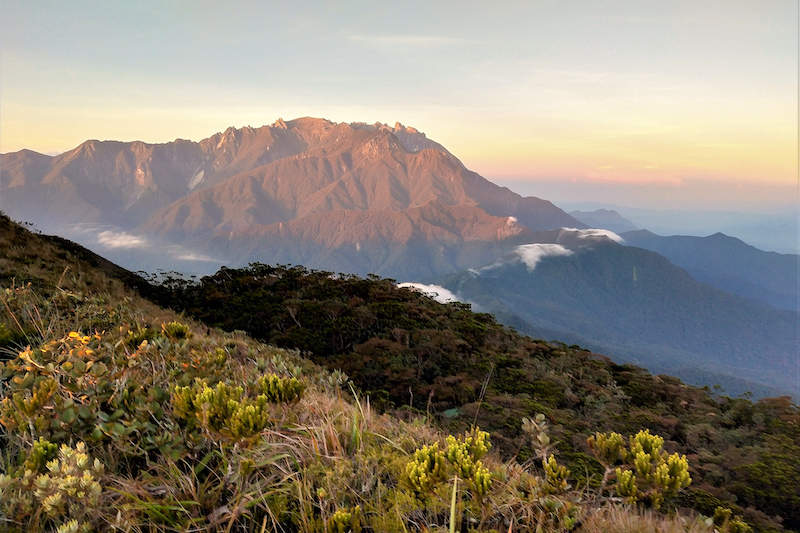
[513,244,574,271]
[90,226,221,265]
[97,230,149,249]
[397,283,461,304]
[175,252,218,262]
[470,243,575,275]
[562,227,625,243]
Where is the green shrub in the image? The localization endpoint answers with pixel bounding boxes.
[161,321,191,340]
[0,441,104,532]
[588,429,691,508]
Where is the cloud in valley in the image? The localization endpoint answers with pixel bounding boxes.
[562,228,625,244]
[513,244,574,271]
[397,283,462,304]
[175,252,218,262]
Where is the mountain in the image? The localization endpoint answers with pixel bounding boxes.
[1,118,584,277]
[622,230,800,311]
[431,228,800,399]
[569,208,638,233]
[137,119,582,240]
[203,201,541,279]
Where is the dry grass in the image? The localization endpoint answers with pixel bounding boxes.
[579,506,710,533]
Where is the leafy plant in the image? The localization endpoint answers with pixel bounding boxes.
[0,441,104,533]
[588,429,691,508]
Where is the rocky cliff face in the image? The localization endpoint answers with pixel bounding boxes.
[1,117,583,276]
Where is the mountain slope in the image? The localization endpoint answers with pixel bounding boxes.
[622,230,800,311]
[148,259,800,533]
[137,119,582,241]
[432,229,800,398]
[202,201,536,279]
[3,214,799,532]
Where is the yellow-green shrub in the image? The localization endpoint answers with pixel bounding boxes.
[256,373,305,403]
[0,441,104,533]
[172,373,305,441]
[327,506,362,533]
[588,429,691,508]
[404,427,493,500]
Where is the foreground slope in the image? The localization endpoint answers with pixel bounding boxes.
[152,259,800,532]
[2,214,760,533]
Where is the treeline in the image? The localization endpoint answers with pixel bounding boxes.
[148,263,800,532]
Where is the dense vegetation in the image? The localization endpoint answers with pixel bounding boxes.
[148,263,799,532]
[1,213,797,532]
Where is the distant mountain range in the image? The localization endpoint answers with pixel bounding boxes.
[431,228,799,398]
[621,230,799,312]
[569,208,638,234]
[2,117,797,398]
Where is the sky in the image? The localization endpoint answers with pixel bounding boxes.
[1,0,797,213]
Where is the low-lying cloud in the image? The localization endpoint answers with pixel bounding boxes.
[562,227,625,243]
[513,244,574,271]
[397,282,461,304]
[175,252,218,262]
[97,230,149,249]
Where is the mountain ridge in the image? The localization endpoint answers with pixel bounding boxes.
[2,117,585,279]
[1,117,584,240]
[622,229,800,311]
[432,231,800,399]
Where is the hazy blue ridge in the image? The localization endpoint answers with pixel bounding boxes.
[433,240,800,400]
[621,230,800,311]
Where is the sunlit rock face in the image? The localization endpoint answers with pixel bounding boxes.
[2,117,586,278]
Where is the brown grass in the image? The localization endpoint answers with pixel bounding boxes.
[579,506,709,533]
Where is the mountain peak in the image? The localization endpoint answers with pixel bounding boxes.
[3,117,586,272]
[569,208,637,233]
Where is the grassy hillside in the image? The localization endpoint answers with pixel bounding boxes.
[1,213,795,532]
[148,262,799,532]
